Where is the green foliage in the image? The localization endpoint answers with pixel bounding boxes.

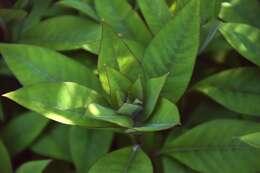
[0,0,260,172]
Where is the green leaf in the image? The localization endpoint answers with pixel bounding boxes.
[142,0,200,102]
[0,140,12,173]
[0,9,27,22]
[0,44,102,91]
[163,157,195,173]
[132,98,180,132]
[129,77,143,100]
[219,0,260,28]
[16,160,51,173]
[87,103,134,128]
[57,0,99,21]
[194,67,260,116]
[19,15,101,53]
[98,24,143,84]
[31,124,71,162]
[138,0,172,34]
[220,23,260,66]
[89,146,153,173]
[1,112,48,157]
[143,74,168,120]
[3,82,113,128]
[162,119,260,173]
[240,132,260,149]
[69,127,113,173]
[95,0,152,45]
[117,103,143,117]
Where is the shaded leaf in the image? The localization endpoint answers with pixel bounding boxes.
[163,119,260,173]
[16,160,51,173]
[19,16,101,53]
[163,156,195,173]
[89,146,153,173]
[142,0,200,102]
[1,112,48,157]
[194,67,260,116]
[69,127,113,173]
[0,100,4,122]
[220,23,260,66]
[0,140,12,173]
[0,9,27,22]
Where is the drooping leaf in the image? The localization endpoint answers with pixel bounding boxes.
[0,9,27,22]
[1,112,48,157]
[240,132,260,149]
[95,0,152,45]
[19,15,101,53]
[131,98,180,132]
[3,82,113,127]
[0,44,102,91]
[219,0,260,28]
[143,74,168,120]
[194,67,260,116]
[31,124,71,162]
[16,160,51,173]
[220,23,260,66]
[142,0,200,102]
[98,24,143,85]
[87,103,134,128]
[0,140,12,173]
[57,0,99,21]
[69,127,113,173]
[138,0,172,34]
[88,146,153,173]
[162,119,260,173]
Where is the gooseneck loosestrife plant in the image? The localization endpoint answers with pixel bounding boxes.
[0,0,260,172]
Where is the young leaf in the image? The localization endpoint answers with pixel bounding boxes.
[220,23,260,67]
[129,77,143,101]
[138,0,172,34]
[31,124,71,162]
[194,67,260,116]
[16,160,51,173]
[143,74,168,120]
[142,0,200,102]
[87,103,134,128]
[3,82,113,128]
[0,44,102,91]
[0,140,12,173]
[1,112,48,157]
[89,146,153,173]
[57,0,99,21]
[69,127,113,173]
[95,0,152,45]
[240,132,260,149]
[219,0,260,28]
[98,24,143,83]
[162,119,260,173]
[19,15,101,53]
[132,98,180,132]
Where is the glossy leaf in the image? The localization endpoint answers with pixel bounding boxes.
[87,103,134,128]
[240,132,260,149]
[143,74,168,119]
[163,119,260,173]
[57,0,99,21]
[194,67,260,116]
[16,160,51,173]
[132,98,180,132]
[220,23,260,66]
[69,127,113,173]
[142,0,200,102]
[138,0,172,34]
[95,0,152,45]
[31,124,71,161]
[1,112,48,157]
[3,82,113,127]
[19,15,101,53]
[89,146,153,173]
[0,44,101,91]
[219,0,260,28]
[0,140,12,173]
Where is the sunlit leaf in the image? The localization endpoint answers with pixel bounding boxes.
[240,132,260,149]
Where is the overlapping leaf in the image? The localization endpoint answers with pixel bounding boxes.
[16,160,51,173]
[0,140,12,173]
